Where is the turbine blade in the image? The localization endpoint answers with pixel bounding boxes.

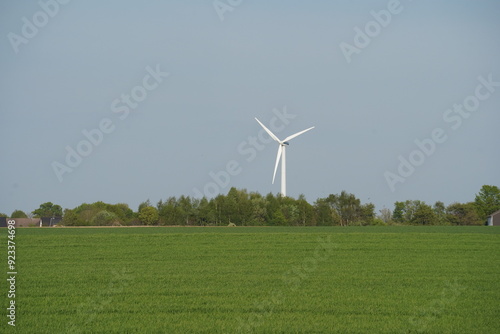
[255,118,281,143]
[272,145,283,184]
[283,126,315,142]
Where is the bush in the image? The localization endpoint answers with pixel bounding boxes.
[138,206,159,225]
[92,210,120,226]
[369,218,387,226]
[11,210,27,218]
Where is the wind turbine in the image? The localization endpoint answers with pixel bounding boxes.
[255,118,314,197]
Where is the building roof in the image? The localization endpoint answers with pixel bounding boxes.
[488,210,500,217]
[3,218,41,227]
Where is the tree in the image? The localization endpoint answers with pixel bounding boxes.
[197,197,216,226]
[433,201,446,225]
[297,194,315,226]
[212,195,225,226]
[138,206,159,225]
[265,193,280,224]
[282,202,299,225]
[411,203,436,225]
[158,197,183,226]
[74,202,107,223]
[323,191,368,226]
[314,197,340,226]
[271,209,287,226]
[111,203,134,223]
[378,207,392,223]
[313,191,371,226]
[336,191,361,225]
[393,200,426,224]
[446,202,482,226]
[32,202,63,217]
[178,196,195,225]
[11,210,27,218]
[138,199,152,213]
[393,202,405,223]
[92,210,119,226]
[66,201,134,226]
[28,187,500,227]
[249,192,267,226]
[0,213,7,217]
[474,185,500,221]
[61,209,83,226]
[360,203,375,225]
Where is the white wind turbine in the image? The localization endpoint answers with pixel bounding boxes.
[255,118,314,197]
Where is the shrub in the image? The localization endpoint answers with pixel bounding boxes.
[92,210,120,226]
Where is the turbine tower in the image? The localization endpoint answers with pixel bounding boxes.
[255,118,314,197]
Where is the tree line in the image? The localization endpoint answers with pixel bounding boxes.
[2,185,499,227]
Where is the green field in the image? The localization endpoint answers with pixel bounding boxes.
[4,227,500,333]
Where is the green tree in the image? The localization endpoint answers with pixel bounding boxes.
[158,197,183,226]
[11,210,27,218]
[393,202,405,223]
[197,197,216,226]
[32,202,63,217]
[221,188,253,226]
[281,201,299,225]
[474,185,500,221]
[411,203,436,225]
[178,196,195,225]
[265,193,280,224]
[0,213,7,217]
[92,210,119,226]
[314,197,340,226]
[446,202,482,226]
[248,192,267,226]
[360,203,375,225]
[319,191,366,226]
[336,191,360,225]
[61,209,83,226]
[67,201,133,226]
[393,200,425,224]
[297,194,315,226]
[214,195,225,226]
[271,208,287,226]
[433,201,446,225]
[138,199,152,213]
[74,202,106,223]
[110,203,134,224]
[138,206,159,225]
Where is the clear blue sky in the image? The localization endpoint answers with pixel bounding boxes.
[1,0,499,215]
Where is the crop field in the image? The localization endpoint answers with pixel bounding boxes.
[3,226,500,333]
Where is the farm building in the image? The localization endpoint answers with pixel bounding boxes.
[0,217,62,227]
[0,217,40,227]
[486,210,500,226]
[41,217,63,226]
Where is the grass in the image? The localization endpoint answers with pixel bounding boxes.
[3,226,500,333]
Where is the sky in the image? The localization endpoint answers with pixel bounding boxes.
[1,0,499,216]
